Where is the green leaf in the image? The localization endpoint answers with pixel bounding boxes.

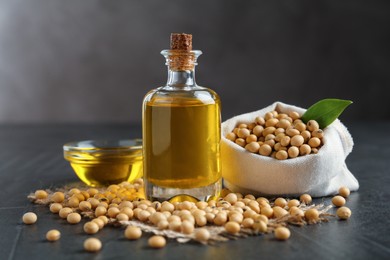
[301,99,353,128]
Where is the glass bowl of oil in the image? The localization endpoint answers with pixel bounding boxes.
[63,139,143,187]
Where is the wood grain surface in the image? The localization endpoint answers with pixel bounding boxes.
[0,123,389,259]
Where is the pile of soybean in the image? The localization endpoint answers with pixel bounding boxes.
[225,110,324,160]
[24,179,352,252]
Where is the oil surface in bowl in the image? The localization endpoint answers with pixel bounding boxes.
[69,154,142,187]
[64,140,143,187]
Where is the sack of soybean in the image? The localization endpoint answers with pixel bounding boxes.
[221,101,359,197]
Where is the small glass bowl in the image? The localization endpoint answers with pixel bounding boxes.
[64,139,143,187]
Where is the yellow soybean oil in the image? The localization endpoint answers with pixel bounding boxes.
[143,33,222,201]
[143,98,221,201]
[68,153,143,187]
[64,140,143,187]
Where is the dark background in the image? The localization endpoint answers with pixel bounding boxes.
[1,0,389,123]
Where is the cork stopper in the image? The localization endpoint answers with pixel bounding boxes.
[170,33,192,51]
[164,33,200,71]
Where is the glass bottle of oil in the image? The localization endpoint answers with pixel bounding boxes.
[142,33,221,202]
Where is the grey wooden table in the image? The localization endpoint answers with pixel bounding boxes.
[1,123,389,260]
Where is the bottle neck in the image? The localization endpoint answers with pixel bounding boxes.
[166,69,196,87]
[161,49,202,88]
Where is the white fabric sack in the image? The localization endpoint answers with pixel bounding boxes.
[221,102,359,197]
